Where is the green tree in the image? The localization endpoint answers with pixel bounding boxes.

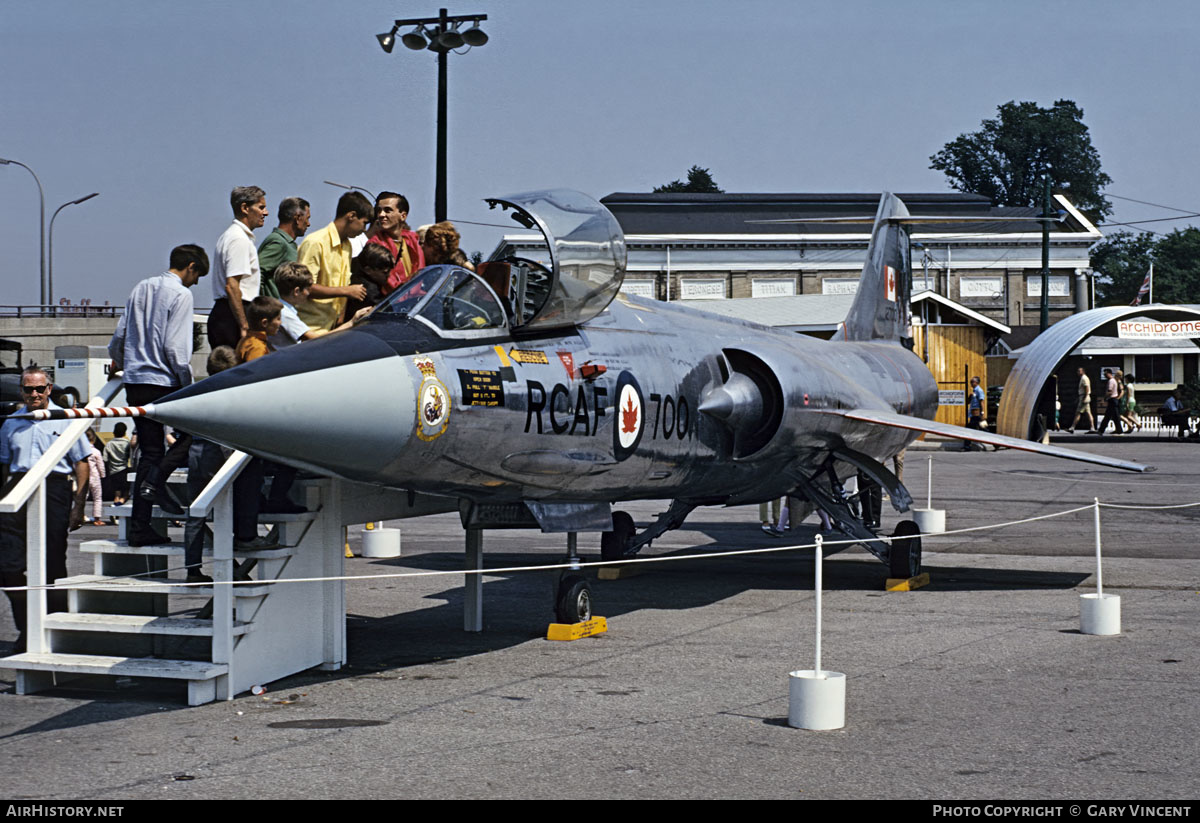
[1148,228,1200,304]
[1092,228,1200,305]
[654,165,724,193]
[1091,231,1156,305]
[930,100,1112,224]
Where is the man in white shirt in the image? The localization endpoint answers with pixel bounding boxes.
[109,244,208,545]
[207,186,267,348]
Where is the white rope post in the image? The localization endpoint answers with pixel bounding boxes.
[927,456,933,510]
[1081,497,1121,635]
[788,532,845,730]
[813,533,823,676]
[914,456,946,534]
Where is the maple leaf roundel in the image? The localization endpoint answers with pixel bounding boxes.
[613,371,645,461]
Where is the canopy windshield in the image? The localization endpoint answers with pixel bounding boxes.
[484,189,626,330]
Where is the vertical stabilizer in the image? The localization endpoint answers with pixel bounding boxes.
[842,193,912,343]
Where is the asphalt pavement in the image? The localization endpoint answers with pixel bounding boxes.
[0,436,1197,800]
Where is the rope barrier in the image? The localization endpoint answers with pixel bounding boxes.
[980,466,1200,489]
[4,495,1187,594]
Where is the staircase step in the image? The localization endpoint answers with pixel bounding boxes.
[104,503,317,524]
[79,539,293,561]
[44,612,251,637]
[58,574,274,598]
[0,652,228,681]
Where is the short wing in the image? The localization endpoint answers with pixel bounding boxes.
[815,408,1153,473]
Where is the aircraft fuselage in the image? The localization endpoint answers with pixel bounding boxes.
[162,291,936,511]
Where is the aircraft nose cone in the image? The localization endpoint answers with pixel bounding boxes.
[151,330,415,479]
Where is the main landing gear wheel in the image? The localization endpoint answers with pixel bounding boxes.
[555,575,592,624]
[889,519,923,579]
[600,510,636,561]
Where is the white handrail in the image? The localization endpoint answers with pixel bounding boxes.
[0,377,125,513]
[188,450,252,517]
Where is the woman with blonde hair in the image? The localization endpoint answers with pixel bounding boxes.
[421,221,474,271]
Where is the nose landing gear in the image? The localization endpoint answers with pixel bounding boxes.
[554,532,593,624]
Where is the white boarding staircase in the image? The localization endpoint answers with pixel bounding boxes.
[0,378,351,705]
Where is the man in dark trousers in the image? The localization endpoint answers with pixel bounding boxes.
[0,367,91,653]
[108,244,209,545]
[1097,368,1125,436]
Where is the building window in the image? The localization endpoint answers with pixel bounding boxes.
[1133,354,1173,384]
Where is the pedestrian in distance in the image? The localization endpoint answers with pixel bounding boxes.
[1068,367,1096,433]
[1097,368,1125,436]
[962,376,988,451]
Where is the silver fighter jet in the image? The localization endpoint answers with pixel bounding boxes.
[39,190,1147,621]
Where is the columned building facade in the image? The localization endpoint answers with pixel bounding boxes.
[491,192,1101,328]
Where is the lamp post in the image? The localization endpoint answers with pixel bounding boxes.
[49,192,99,305]
[377,8,488,222]
[1039,175,1052,332]
[0,157,47,305]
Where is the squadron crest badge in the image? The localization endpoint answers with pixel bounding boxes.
[414,356,450,441]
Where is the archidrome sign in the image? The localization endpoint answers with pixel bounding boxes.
[1117,319,1200,339]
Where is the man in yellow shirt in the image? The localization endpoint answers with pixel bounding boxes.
[296,192,371,331]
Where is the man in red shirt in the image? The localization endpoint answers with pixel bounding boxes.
[368,191,424,295]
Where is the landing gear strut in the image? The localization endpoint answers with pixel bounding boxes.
[555,532,593,623]
[792,455,923,578]
[600,511,636,561]
[599,500,698,561]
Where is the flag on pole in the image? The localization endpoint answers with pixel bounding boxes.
[1131,263,1153,306]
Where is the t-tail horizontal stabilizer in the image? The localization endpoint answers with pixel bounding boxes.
[814,408,1153,473]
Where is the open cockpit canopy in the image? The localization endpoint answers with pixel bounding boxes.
[484,189,626,331]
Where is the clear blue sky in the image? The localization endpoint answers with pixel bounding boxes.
[2,0,1198,308]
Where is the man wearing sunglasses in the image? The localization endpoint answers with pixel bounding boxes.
[0,367,91,653]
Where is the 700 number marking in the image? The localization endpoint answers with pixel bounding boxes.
[648,392,691,440]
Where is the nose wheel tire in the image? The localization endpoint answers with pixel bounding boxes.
[889,519,922,579]
[600,510,636,561]
[555,575,592,624]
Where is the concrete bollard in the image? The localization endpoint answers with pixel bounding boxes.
[1080,592,1121,635]
[361,527,401,558]
[912,507,945,534]
[788,670,846,730]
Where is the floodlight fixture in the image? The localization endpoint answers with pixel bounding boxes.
[402,26,429,50]
[436,23,464,49]
[377,9,490,221]
[377,29,397,53]
[462,21,488,46]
